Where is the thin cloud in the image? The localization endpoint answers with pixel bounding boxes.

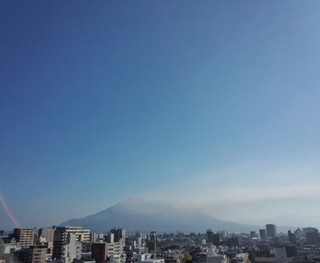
[150,183,320,222]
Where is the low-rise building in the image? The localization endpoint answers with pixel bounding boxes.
[133,254,164,263]
[233,253,250,263]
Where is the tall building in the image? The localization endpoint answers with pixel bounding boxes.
[91,243,109,263]
[38,227,55,256]
[53,226,90,259]
[106,233,114,243]
[294,228,303,239]
[286,246,297,258]
[61,233,82,263]
[303,228,319,245]
[13,228,35,248]
[110,228,126,243]
[146,232,157,252]
[266,224,277,238]
[259,229,267,240]
[206,230,220,246]
[288,231,296,245]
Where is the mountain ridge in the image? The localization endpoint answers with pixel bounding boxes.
[60,199,258,233]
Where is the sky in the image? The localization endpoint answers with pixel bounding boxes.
[1,1,320,230]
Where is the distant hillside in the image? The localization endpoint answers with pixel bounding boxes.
[60,199,257,233]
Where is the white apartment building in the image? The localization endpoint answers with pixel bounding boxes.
[61,233,82,263]
[133,253,164,263]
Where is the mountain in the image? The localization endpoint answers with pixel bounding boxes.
[60,199,257,233]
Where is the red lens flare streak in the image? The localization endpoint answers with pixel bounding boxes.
[0,193,20,228]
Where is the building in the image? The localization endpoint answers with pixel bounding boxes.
[38,227,55,255]
[108,242,125,263]
[133,254,164,263]
[294,228,303,239]
[28,246,47,263]
[110,228,126,243]
[74,259,96,263]
[250,231,257,239]
[92,243,109,263]
[92,241,125,263]
[206,245,228,263]
[15,248,30,263]
[227,236,242,247]
[266,225,277,239]
[259,230,267,240]
[303,228,319,244]
[13,228,35,248]
[255,247,292,263]
[288,231,296,245]
[39,228,55,243]
[0,236,18,254]
[165,256,181,263]
[53,226,90,260]
[306,233,319,245]
[285,246,297,258]
[106,233,114,243]
[146,232,157,252]
[61,233,82,263]
[206,230,220,246]
[233,253,250,263]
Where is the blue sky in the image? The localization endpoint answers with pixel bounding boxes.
[1,1,320,230]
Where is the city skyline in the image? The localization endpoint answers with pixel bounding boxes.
[1,1,320,230]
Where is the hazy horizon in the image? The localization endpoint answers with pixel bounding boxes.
[1,1,320,230]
